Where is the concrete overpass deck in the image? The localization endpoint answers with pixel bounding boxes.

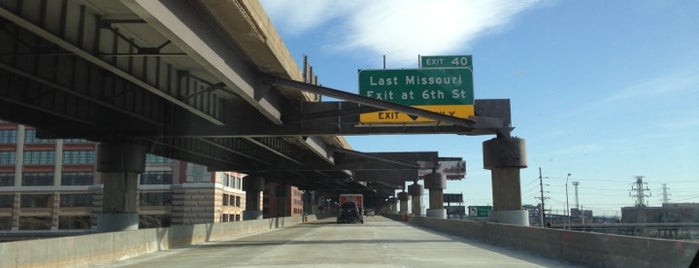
[98,216,572,268]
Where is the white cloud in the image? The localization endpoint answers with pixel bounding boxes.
[259,0,362,34]
[260,0,542,64]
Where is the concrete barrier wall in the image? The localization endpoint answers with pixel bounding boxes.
[0,215,314,268]
[405,215,699,268]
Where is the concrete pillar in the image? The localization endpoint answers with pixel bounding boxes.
[388,197,398,214]
[96,143,146,232]
[408,182,423,216]
[483,136,529,226]
[397,191,409,214]
[424,172,447,219]
[243,175,264,220]
[306,190,318,215]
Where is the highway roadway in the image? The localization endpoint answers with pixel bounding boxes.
[99,216,576,267]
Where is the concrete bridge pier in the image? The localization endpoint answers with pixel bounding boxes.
[425,172,447,219]
[483,136,529,226]
[243,175,265,220]
[96,143,146,232]
[388,197,398,214]
[397,191,409,215]
[408,182,423,216]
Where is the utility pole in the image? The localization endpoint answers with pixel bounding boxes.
[565,173,571,230]
[572,181,580,209]
[535,167,549,227]
[572,181,580,223]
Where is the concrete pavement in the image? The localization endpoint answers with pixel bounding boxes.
[98,216,575,267]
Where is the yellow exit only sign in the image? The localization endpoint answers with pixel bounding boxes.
[359,104,474,124]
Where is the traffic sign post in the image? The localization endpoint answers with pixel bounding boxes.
[468,206,492,217]
[358,68,474,124]
[421,55,472,69]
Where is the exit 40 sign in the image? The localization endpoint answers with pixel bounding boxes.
[421,55,472,69]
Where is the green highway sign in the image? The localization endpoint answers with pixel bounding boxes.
[358,68,473,106]
[468,206,492,217]
[358,68,474,124]
[421,55,472,69]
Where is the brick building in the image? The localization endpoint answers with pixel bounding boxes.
[0,121,253,232]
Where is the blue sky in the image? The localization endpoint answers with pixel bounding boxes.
[259,0,699,216]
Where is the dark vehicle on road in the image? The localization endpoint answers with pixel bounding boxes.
[337,201,363,224]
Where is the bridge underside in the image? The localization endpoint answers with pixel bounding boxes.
[0,0,508,198]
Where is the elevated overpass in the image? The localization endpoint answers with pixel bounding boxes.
[0,0,527,231]
[0,2,698,267]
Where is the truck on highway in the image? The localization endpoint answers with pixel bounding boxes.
[337,194,364,224]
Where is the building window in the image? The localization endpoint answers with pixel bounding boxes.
[61,172,93,185]
[23,151,55,165]
[222,173,230,187]
[235,214,241,221]
[140,192,172,206]
[236,178,241,189]
[24,129,54,144]
[0,217,12,230]
[60,193,92,207]
[0,173,14,186]
[22,172,54,186]
[146,154,172,164]
[222,194,229,206]
[63,138,88,143]
[185,163,210,182]
[0,194,13,208]
[140,171,173,185]
[59,216,92,229]
[235,196,241,207]
[62,150,95,164]
[20,194,51,208]
[0,152,16,165]
[0,130,17,143]
[19,216,52,230]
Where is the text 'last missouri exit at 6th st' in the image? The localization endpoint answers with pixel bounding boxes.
[366,73,467,101]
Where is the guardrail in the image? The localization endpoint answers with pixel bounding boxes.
[389,214,698,267]
[0,215,316,268]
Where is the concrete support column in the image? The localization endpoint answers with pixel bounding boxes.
[408,182,423,216]
[96,143,146,232]
[307,190,318,215]
[483,136,528,226]
[424,172,447,219]
[397,191,409,214]
[243,175,265,220]
[388,197,398,214]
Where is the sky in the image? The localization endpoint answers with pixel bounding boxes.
[259,0,699,216]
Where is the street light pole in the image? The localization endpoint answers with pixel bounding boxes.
[565,173,571,230]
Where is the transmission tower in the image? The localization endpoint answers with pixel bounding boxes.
[629,176,651,207]
[661,183,671,204]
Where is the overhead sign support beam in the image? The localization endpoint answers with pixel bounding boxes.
[267,76,475,127]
